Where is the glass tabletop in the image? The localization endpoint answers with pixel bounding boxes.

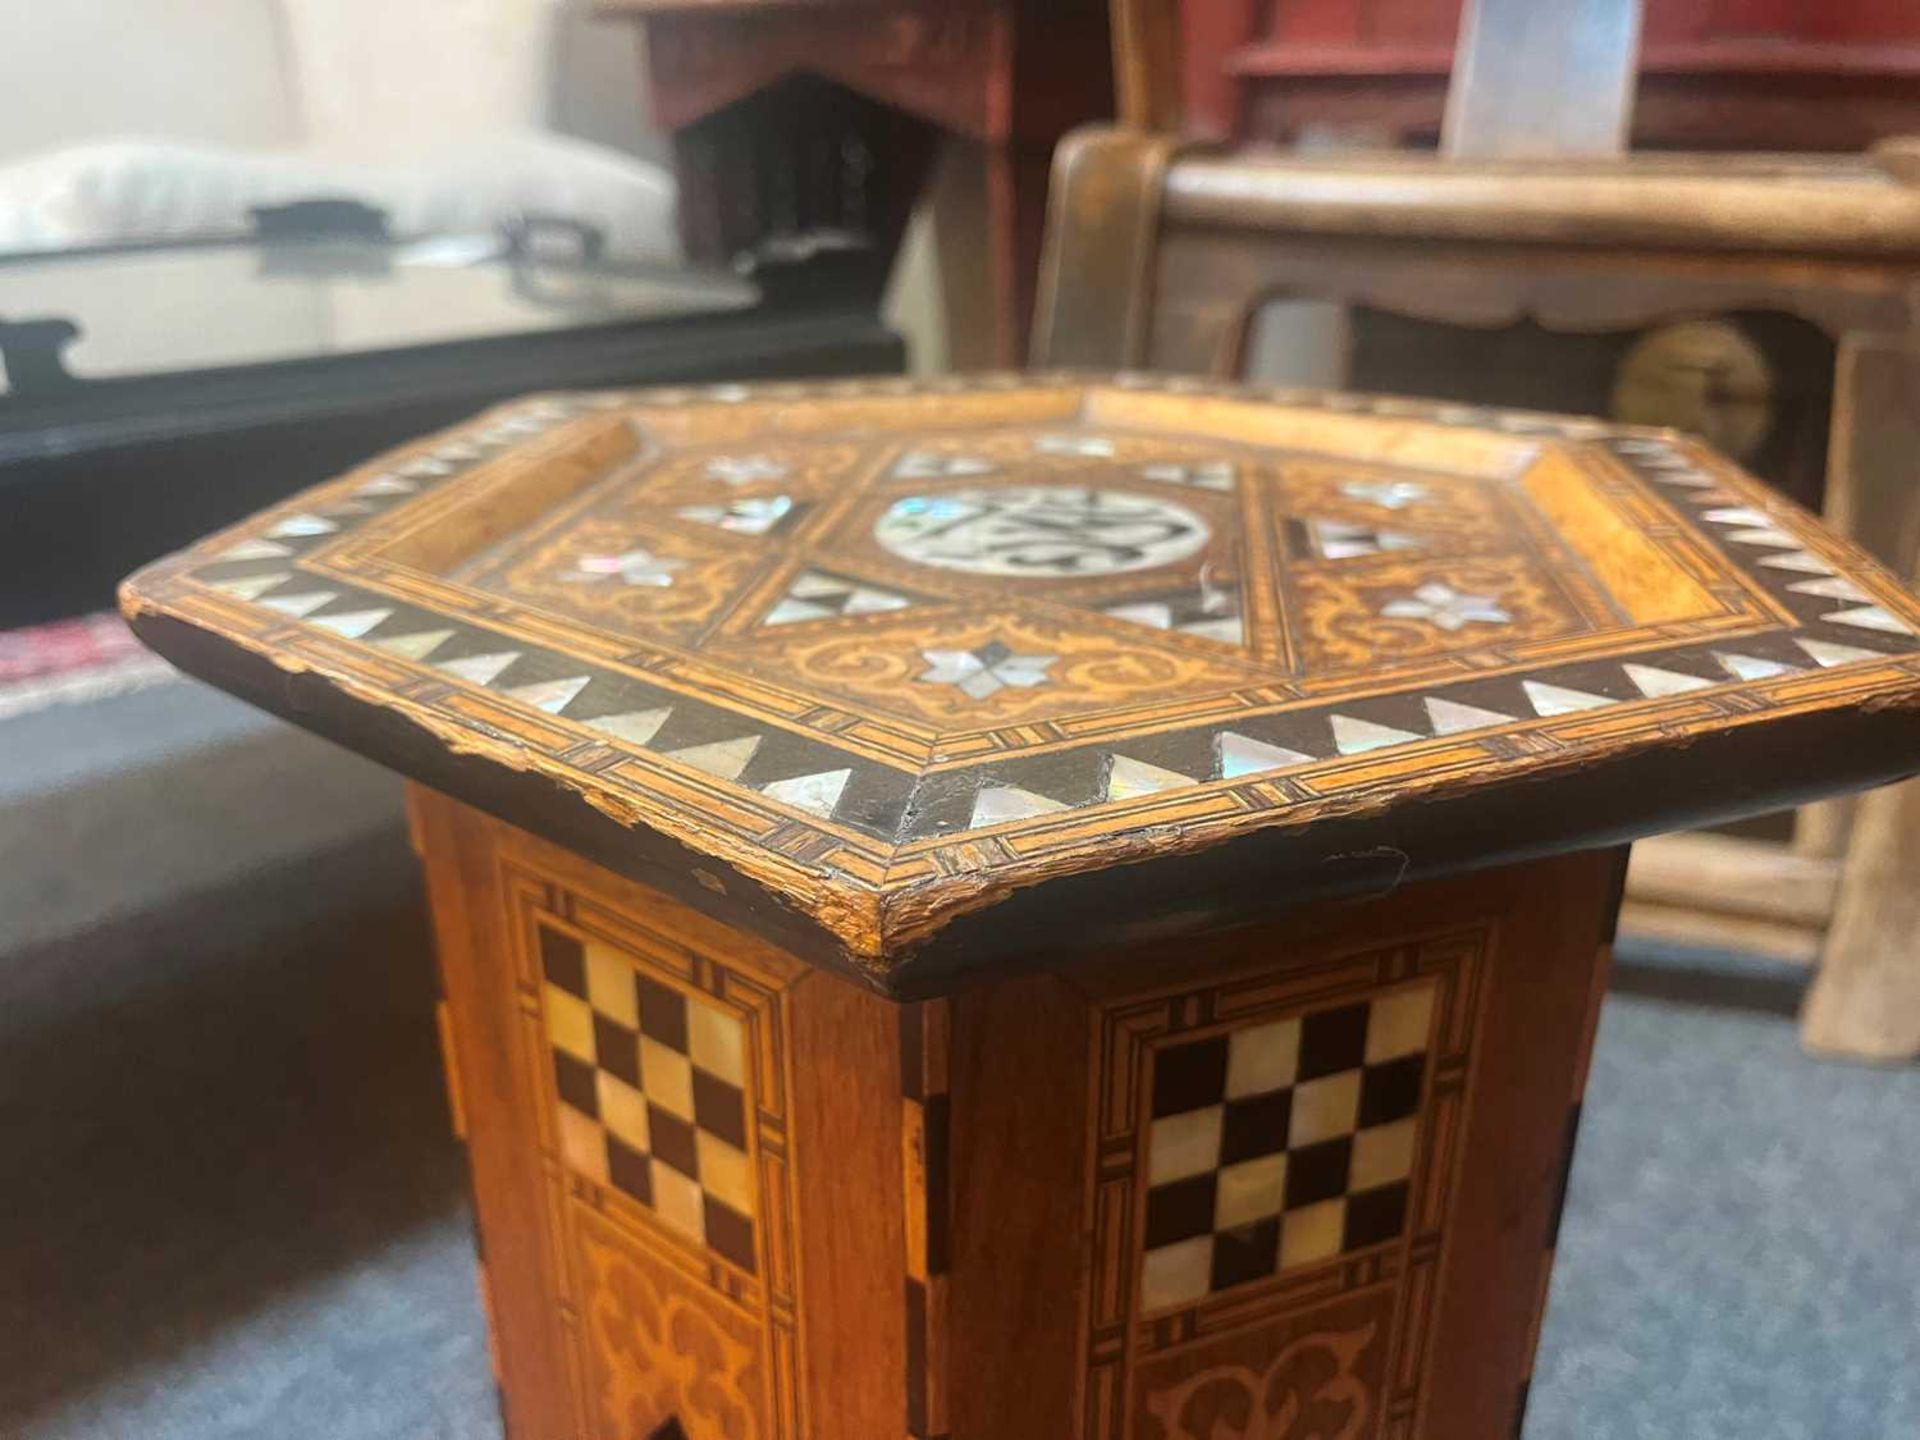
[0,236,758,388]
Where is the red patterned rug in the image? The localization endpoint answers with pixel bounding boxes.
[0,612,177,721]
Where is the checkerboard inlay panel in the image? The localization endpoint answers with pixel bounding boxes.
[1139,984,1436,1312]
[537,922,757,1274]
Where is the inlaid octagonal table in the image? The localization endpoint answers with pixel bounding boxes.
[123,375,1920,1440]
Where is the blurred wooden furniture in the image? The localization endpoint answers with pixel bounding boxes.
[125,374,1920,1436]
[598,0,1112,364]
[1154,0,1920,151]
[1079,0,1920,1060]
[1800,333,1920,1057]
[1120,0,1920,522]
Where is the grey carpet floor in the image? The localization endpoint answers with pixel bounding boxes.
[1531,962,1920,1440]
[2,841,1915,1439]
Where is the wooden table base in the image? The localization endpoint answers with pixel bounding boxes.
[413,785,1623,1440]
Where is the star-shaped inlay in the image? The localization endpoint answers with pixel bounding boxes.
[1379,582,1510,632]
[1341,479,1430,511]
[1034,433,1116,458]
[676,496,794,535]
[1141,461,1234,491]
[916,641,1058,700]
[894,452,995,480]
[705,455,788,485]
[563,548,685,588]
[1309,520,1421,559]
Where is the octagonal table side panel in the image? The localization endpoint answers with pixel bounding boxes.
[416,786,912,1440]
[418,783,1622,1440]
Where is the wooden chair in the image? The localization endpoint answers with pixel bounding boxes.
[596,0,1113,365]
[1037,0,1920,1059]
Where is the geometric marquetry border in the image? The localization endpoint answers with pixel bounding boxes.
[124,373,1920,964]
[502,856,807,1440]
[1075,927,1487,1440]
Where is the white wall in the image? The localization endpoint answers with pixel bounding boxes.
[0,0,301,163]
[284,0,581,155]
[276,0,663,161]
[0,0,663,165]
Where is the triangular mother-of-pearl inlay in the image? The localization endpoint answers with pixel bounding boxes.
[792,573,853,598]
[437,651,520,685]
[1786,577,1871,603]
[1714,652,1795,682]
[971,784,1068,828]
[1700,507,1774,528]
[1654,469,1716,487]
[1105,601,1179,629]
[354,474,417,497]
[1824,606,1914,636]
[1140,461,1233,491]
[763,571,914,627]
[1331,715,1423,755]
[266,513,338,538]
[208,572,293,601]
[373,629,454,661]
[761,768,852,818]
[1423,697,1513,735]
[1522,680,1615,716]
[1105,755,1193,801]
[505,675,592,714]
[1721,527,1798,548]
[1180,617,1244,644]
[308,608,394,639]
[1104,598,1245,647]
[1797,638,1889,668]
[260,591,338,618]
[840,589,911,616]
[585,708,673,746]
[667,736,762,781]
[218,539,294,561]
[1215,732,1312,779]
[1756,552,1834,575]
[1624,663,1715,698]
[893,452,992,480]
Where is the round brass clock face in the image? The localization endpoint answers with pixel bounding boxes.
[1611,320,1775,462]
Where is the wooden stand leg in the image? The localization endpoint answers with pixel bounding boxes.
[413,785,1623,1440]
[1798,332,1920,1060]
[1802,776,1920,1062]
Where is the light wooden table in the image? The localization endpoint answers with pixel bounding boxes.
[125,375,1920,1439]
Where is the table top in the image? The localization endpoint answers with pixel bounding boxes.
[122,373,1920,995]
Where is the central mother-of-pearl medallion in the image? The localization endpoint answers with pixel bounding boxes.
[873,486,1209,578]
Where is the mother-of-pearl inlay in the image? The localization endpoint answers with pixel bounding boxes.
[873,486,1209,578]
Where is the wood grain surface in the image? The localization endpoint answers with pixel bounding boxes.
[122,376,1920,993]
[416,789,1623,1439]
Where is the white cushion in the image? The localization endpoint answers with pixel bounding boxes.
[0,132,680,262]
